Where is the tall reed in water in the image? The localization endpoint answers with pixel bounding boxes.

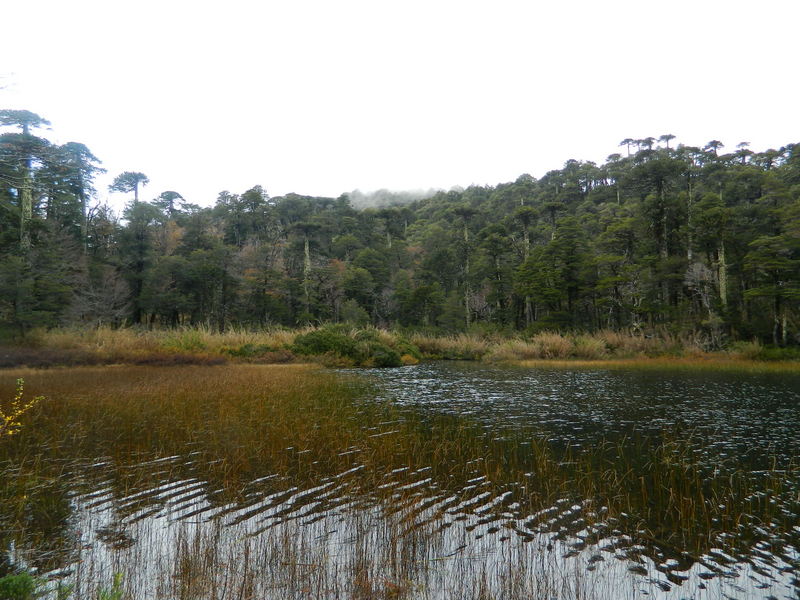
[1,364,796,598]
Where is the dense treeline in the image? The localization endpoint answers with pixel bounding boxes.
[1,110,798,346]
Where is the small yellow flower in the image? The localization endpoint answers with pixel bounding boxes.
[0,378,43,438]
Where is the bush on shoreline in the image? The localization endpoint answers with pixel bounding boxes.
[0,326,796,370]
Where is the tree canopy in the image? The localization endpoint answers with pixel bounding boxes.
[1,110,798,346]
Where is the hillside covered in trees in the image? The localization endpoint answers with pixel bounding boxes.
[1,110,798,347]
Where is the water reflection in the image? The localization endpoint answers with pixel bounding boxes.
[368,362,800,467]
[0,363,798,599]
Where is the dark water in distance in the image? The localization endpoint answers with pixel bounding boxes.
[366,362,800,469]
[362,362,800,598]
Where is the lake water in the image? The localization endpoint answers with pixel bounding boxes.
[2,362,799,599]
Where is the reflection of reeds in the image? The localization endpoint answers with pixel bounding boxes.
[1,365,797,598]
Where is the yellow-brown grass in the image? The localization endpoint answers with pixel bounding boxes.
[1,364,796,597]
[409,333,493,360]
[14,326,799,371]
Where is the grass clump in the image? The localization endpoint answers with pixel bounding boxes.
[485,332,589,362]
[484,339,540,362]
[408,333,492,360]
[529,332,573,358]
[572,335,607,359]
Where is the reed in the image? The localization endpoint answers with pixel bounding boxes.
[1,364,796,598]
[408,333,493,360]
[7,326,799,372]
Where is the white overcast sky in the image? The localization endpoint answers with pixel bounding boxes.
[1,0,799,210]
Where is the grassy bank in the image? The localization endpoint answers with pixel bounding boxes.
[1,364,797,597]
[0,325,420,369]
[1,325,798,371]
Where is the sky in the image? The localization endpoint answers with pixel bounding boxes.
[1,0,799,211]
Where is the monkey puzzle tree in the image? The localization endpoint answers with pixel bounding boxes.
[58,142,104,248]
[109,171,149,203]
[0,110,51,253]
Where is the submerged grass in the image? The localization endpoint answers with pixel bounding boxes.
[1,364,798,598]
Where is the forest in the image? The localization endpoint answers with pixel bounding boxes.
[1,109,798,348]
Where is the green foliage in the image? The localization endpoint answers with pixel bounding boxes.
[292,325,408,367]
[0,573,38,600]
[753,346,800,361]
[340,299,370,326]
[97,573,124,600]
[292,324,358,357]
[1,110,798,345]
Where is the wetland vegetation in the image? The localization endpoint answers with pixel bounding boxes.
[2,110,799,598]
[2,111,799,353]
[1,362,798,599]
[3,325,799,373]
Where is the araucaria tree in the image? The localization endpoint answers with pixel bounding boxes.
[1,111,798,348]
[109,171,149,203]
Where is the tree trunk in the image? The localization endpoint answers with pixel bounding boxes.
[303,236,311,314]
[20,161,33,253]
[464,253,471,329]
[78,173,88,253]
[717,240,728,309]
[773,295,781,346]
[686,179,693,262]
[782,307,788,347]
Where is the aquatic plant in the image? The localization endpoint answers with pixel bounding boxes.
[1,364,798,597]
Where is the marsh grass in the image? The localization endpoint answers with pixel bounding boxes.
[1,364,797,599]
[409,333,494,360]
[6,326,799,372]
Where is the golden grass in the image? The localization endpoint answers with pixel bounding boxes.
[408,333,493,360]
[11,326,799,372]
[2,365,795,536]
[1,363,797,597]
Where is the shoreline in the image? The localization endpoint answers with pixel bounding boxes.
[1,325,798,372]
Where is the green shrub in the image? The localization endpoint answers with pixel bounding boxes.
[292,325,410,368]
[0,573,38,600]
[392,338,423,361]
[355,341,402,368]
[754,346,800,361]
[728,340,762,360]
[222,343,278,357]
[292,325,357,357]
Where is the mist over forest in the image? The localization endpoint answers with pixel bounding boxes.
[1,109,798,347]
